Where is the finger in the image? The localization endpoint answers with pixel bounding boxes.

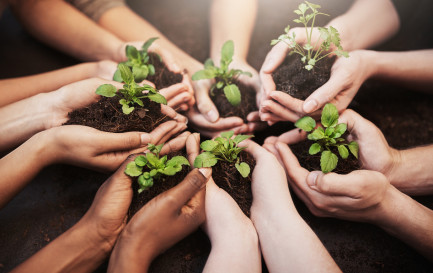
[246,111,260,122]
[262,143,282,165]
[105,153,141,182]
[159,83,188,100]
[139,80,156,88]
[269,91,304,114]
[260,73,276,96]
[247,121,267,133]
[194,83,220,122]
[95,130,142,153]
[241,140,269,161]
[159,131,190,155]
[276,128,307,145]
[261,99,302,122]
[186,133,200,166]
[261,42,290,73]
[275,142,309,187]
[259,112,285,123]
[157,122,187,145]
[167,168,212,208]
[148,120,178,144]
[264,136,278,145]
[167,93,193,110]
[188,109,244,131]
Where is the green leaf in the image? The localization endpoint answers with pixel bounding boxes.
[233,134,253,144]
[118,63,134,85]
[124,162,143,177]
[122,104,134,115]
[150,169,158,177]
[235,162,250,178]
[305,64,313,70]
[146,152,160,167]
[148,143,164,154]
[160,165,181,176]
[308,127,325,140]
[338,145,349,159]
[309,143,321,155]
[223,84,241,106]
[147,93,167,105]
[133,66,148,82]
[325,126,335,137]
[295,116,316,132]
[240,71,253,77]
[148,64,155,76]
[113,69,123,82]
[166,156,190,167]
[133,97,144,107]
[191,69,216,81]
[204,58,215,69]
[126,45,139,60]
[95,84,117,98]
[321,103,339,128]
[320,151,338,173]
[348,141,359,159]
[142,37,159,52]
[334,123,347,137]
[135,155,148,167]
[298,3,308,13]
[216,81,224,89]
[221,40,234,66]
[200,140,219,151]
[193,152,218,168]
[221,131,234,139]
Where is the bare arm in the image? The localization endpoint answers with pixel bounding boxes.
[8,0,124,61]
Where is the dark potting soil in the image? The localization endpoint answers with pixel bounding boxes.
[211,79,258,122]
[290,134,359,174]
[147,53,183,89]
[64,96,169,133]
[212,152,255,216]
[273,53,335,100]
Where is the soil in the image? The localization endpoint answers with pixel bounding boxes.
[211,79,258,122]
[212,152,255,216]
[64,96,168,133]
[273,53,335,100]
[147,53,183,89]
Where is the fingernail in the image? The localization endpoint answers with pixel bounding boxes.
[303,99,318,113]
[198,168,212,179]
[207,110,219,122]
[307,172,319,187]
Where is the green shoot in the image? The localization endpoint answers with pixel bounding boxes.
[271,1,349,71]
[113,37,160,82]
[124,143,190,193]
[193,130,253,177]
[191,40,252,106]
[96,63,167,115]
[295,103,358,173]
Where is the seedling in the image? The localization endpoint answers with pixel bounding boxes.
[96,63,166,115]
[113,37,160,82]
[295,103,358,173]
[193,131,253,177]
[271,1,348,70]
[191,40,252,106]
[124,143,190,193]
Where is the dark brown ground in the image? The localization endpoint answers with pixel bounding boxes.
[274,53,335,100]
[65,96,168,133]
[1,0,433,272]
[147,53,183,89]
[211,80,258,121]
[212,152,255,217]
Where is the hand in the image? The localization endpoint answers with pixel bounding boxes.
[274,141,394,223]
[41,122,188,172]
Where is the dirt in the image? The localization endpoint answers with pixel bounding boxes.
[273,53,335,100]
[212,152,255,216]
[211,79,258,122]
[64,96,168,133]
[147,53,183,89]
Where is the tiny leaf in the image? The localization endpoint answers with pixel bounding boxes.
[95,84,117,97]
[233,134,253,144]
[147,93,167,105]
[235,162,250,178]
[166,156,190,167]
[124,162,143,177]
[295,116,316,132]
[193,152,218,168]
[141,37,159,52]
[221,40,234,65]
[221,131,234,139]
[348,141,359,159]
[223,84,241,106]
[338,145,349,159]
[135,155,148,167]
[191,69,216,80]
[309,143,321,155]
[200,140,219,152]
[321,103,339,128]
[320,151,338,173]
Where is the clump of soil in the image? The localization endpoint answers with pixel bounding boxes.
[148,53,183,89]
[65,96,169,133]
[212,152,255,216]
[290,134,359,174]
[211,79,258,122]
[128,151,190,218]
[273,53,335,100]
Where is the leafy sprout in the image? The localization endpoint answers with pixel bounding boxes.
[295,103,358,173]
[96,63,167,115]
[191,40,252,106]
[193,131,253,177]
[113,37,160,82]
[124,143,190,193]
[271,1,349,71]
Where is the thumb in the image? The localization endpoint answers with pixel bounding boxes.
[98,131,148,153]
[194,81,220,123]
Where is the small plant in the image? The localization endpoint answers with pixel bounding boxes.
[191,40,252,106]
[96,63,166,115]
[271,1,348,71]
[124,143,190,193]
[193,131,253,177]
[295,103,358,173]
[113,37,160,82]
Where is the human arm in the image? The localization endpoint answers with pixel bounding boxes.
[274,142,433,261]
[244,141,339,272]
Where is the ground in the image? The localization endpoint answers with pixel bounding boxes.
[1,0,433,272]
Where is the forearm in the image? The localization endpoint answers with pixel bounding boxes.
[327,0,399,51]
[378,186,433,261]
[0,62,100,107]
[9,0,123,61]
[387,145,433,195]
[369,50,433,92]
[210,0,257,61]
[12,221,111,273]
